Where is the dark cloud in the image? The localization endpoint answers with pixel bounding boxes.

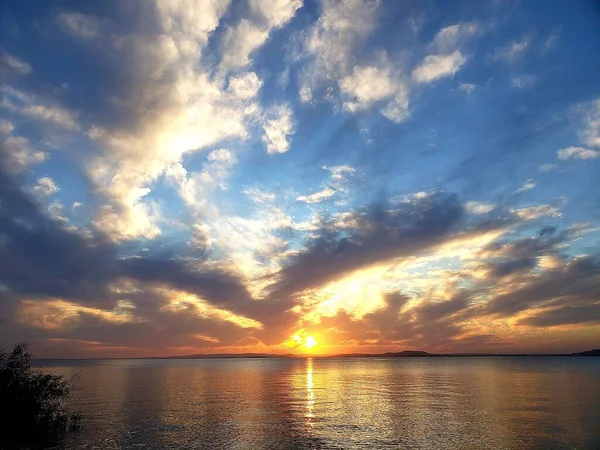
[0,158,268,321]
[481,235,564,278]
[316,289,479,351]
[486,255,600,317]
[519,304,600,327]
[269,193,473,299]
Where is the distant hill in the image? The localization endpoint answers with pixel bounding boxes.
[335,350,436,358]
[162,350,436,359]
[571,349,600,356]
[160,349,600,359]
[165,353,277,359]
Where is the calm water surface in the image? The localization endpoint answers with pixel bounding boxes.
[36,357,600,449]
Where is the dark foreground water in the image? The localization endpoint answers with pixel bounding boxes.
[36,357,600,449]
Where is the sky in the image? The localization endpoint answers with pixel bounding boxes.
[0,0,599,358]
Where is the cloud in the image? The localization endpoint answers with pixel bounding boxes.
[32,177,60,196]
[341,65,396,111]
[21,105,79,131]
[557,146,600,160]
[541,29,560,55]
[0,120,14,134]
[268,193,496,300]
[297,188,336,204]
[227,72,263,99]
[220,0,302,69]
[412,22,479,85]
[520,304,600,327]
[510,74,537,90]
[579,98,600,148]
[487,255,600,319]
[465,201,495,214]
[297,1,410,122]
[515,179,535,193]
[57,12,101,39]
[459,83,476,95]
[261,104,295,154]
[0,167,276,337]
[0,133,47,173]
[296,165,356,204]
[340,60,409,122]
[430,22,479,53]
[511,205,561,221]
[0,51,32,74]
[48,1,268,241]
[538,163,557,172]
[302,0,380,82]
[412,51,466,84]
[489,37,530,63]
[221,20,270,69]
[1,86,79,130]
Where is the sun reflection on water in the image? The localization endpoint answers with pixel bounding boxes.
[306,358,315,427]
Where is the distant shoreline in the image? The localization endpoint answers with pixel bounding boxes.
[33,349,600,361]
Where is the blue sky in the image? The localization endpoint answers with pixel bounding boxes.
[1,0,599,357]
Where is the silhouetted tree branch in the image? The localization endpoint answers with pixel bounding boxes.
[0,342,81,448]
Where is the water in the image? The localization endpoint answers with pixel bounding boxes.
[35,357,600,449]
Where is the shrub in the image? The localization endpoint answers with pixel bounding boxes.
[0,342,80,448]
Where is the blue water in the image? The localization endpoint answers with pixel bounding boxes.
[35,357,600,449]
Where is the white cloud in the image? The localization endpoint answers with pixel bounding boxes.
[249,0,303,28]
[297,187,336,204]
[0,135,47,173]
[0,120,14,134]
[21,105,79,131]
[57,12,100,39]
[324,165,356,184]
[340,62,409,122]
[557,146,600,160]
[227,72,263,99]
[515,179,535,193]
[299,86,312,102]
[465,201,494,214]
[380,91,410,123]
[538,163,557,172]
[261,104,295,154]
[74,1,272,241]
[412,22,478,86]
[92,201,162,242]
[581,98,600,148]
[244,187,276,204]
[413,50,466,83]
[510,74,537,90]
[298,1,409,122]
[221,20,270,69]
[297,165,356,204]
[511,205,561,221]
[1,86,79,130]
[0,51,32,74]
[32,177,60,196]
[221,0,302,69]
[459,83,476,94]
[300,0,380,96]
[431,22,479,52]
[340,61,409,122]
[489,37,530,63]
[542,29,559,55]
[341,65,396,111]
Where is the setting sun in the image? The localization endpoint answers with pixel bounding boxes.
[305,336,317,349]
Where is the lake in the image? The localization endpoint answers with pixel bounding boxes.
[36,357,600,449]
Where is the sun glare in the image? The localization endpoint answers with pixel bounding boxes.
[305,336,317,349]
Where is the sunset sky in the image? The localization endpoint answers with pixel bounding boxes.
[1,0,599,358]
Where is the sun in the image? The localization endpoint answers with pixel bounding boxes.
[305,336,317,349]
